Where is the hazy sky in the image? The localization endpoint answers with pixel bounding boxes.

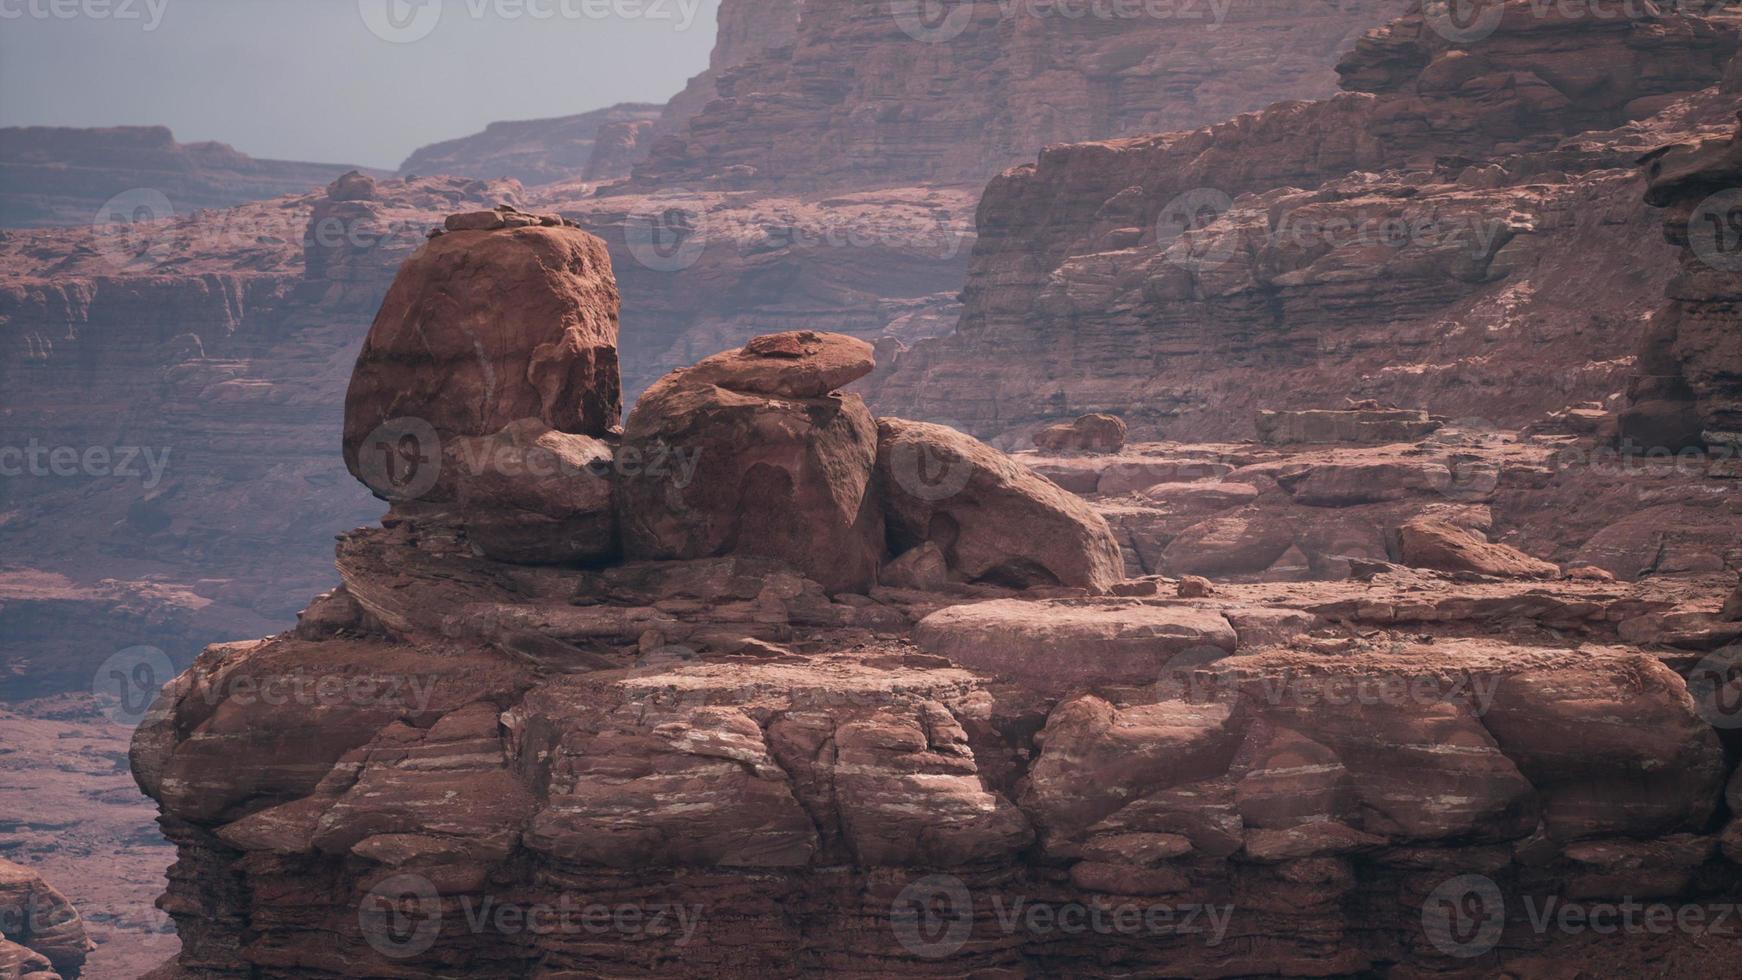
[0,0,720,169]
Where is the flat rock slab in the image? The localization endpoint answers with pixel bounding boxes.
[915,598,1238,692]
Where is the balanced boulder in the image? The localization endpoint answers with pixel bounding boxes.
[876,418,1125,592]
[616,331,884,593]
[343,219,621,502]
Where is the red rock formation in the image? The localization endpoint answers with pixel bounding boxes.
[0,126,371,228]
[867,3,1741,441]
[342,212,622,501]
[1622,110,1742,450]
[128,218,1742,977]
[0,859,93,978]
[629,0,1413,191]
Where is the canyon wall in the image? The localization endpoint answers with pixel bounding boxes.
[867,3,1742,442]
[397,104,665,186]
[627,0,1412,191]
[0,126,371,228]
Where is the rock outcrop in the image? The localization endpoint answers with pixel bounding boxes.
[0,125,370,228]
[628,0,1412,191]
[1622,112,1742,451]
[0,859,92,978]
[617,332,886,593]
[129,161,1742,978]
[867,3,1742,441]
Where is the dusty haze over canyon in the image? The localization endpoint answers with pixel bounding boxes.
[2,2,1742,978]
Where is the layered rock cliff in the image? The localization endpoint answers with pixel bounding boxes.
[867,2,1742,441]
[627,0,1412,191]
[397,104,665,187]
[129,211,1742,979]
[0,126,371,228]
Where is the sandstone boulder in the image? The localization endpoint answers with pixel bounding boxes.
[1396,517,1559,578]
[343,221,621,502]
[876,418,1126,592]
[0,860,91,977]
[449,418,615,564]
[1033,413,1127,454]
[617,333,883,593]
[325,170,376,202]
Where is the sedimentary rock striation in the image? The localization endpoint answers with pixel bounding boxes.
[0,858,93,979]
[131,213,1742,978]
[628,0,1412,191]
[868,2,1742,441]
[397,104,665,187]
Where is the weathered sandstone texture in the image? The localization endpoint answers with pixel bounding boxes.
[0,125,370,228]
[131,207,1742,979]
[868,3,1742,442]
[0,859,92,978]
[1622,112,1742,451]
[628,0,1412,190]
[342,212,623,500]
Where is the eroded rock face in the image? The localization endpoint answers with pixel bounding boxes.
[867,4,1741,441]
[616,332,885,593]
[449,419,616,565]
[342,219,622,501]
[1622,116,1742,450]
[1397,515,1560,579]
[876,418,1127,592]
[0,859,92,978]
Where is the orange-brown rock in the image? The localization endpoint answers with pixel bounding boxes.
[615,333,884,593]
[0,859,92,978]
[342,220,622,501]
[1397,516,1560,578]
[1033,413,1127,454]
[875,418,1126,592]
